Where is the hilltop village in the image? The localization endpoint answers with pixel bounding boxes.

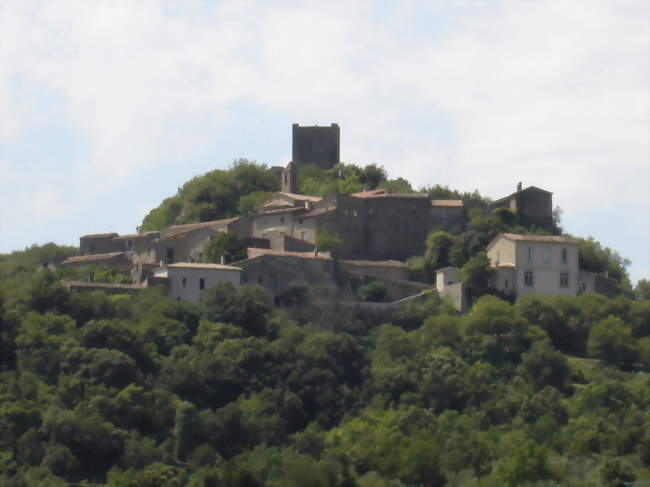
[57,124,615,311]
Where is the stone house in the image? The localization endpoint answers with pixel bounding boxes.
[164,263,242,303]
[488,184,553,229]
[79,233,119,255]
[79,232,159,255]
[59,252,132,272]
[486,233,593,298]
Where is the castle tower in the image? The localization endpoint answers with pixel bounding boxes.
[281,162,298,194]
[292,123,340,169]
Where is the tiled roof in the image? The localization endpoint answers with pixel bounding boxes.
[349,189,389,198]
[167,263,241,271]
[277,192,322,202]
[491,185,553,205]
[60,252,126,265]
[350,192,427,199]
[255,207,304,216]
[499,233,577,244]
[113,232,159,240]
[339,259,407,268]
[244,247,332,260]
[301,207,336,219]
[431,199,464,207]
[262,199,294,208]
[81,233,119,239]
[165,217,239,236]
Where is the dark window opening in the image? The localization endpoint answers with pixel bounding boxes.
[182,277,186,287]
[166,248,175,263]
[199,278,205,290]
[560,272,569,288]
[524,271,534,287]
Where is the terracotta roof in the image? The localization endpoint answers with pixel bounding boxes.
[165,217,239,236]
[349,189,389,198]
[113,232,159,240]
[339,259,407,268]
[499,233,577,244]
[277,192,322,202]
[262,199,294,208]
[244,247,332,260]
[81,233,119,239]
[431,199,464,207]
[167,263,241,271]
[60,252,126,265]
[255,207,304,216]
[349,192,427,199]
[301,207,336,219]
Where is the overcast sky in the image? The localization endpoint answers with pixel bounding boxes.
[1,1,648,284]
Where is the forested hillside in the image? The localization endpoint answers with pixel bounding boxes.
[1,243,649,486]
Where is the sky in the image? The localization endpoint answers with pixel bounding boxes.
[1,0,648,284]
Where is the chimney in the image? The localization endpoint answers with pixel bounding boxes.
[517,182,522,192]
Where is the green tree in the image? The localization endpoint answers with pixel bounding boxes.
[460,251,495,297]
[201,283,271,336]
[636,279,650,300]
[587,316,638,370]
[424,231,456,270]
[203,231,247,264]
[356,280,387,302]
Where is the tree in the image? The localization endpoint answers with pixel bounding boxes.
[200,283,271,336]
[518,341,570,390]
[460,251,495,297]
[315,229,342,253]
[587,316,638,370]
[462,295,532,365]
[203,232,247,264]
[424,231,456,270]
[356,280,387,302]
[636,279,650,301]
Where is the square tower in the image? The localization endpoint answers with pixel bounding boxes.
[292,123,340,169]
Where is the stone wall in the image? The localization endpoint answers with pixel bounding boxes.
[292,123,340,169]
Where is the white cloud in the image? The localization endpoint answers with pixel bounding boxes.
[0,0,648,280]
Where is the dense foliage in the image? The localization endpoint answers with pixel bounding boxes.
[1,245,649,486]
[139,160,279,232]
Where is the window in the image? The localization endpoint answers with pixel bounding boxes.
[127,239,133,248]
[560,272,569,288]
[298,218,304,224]
[543,248,550,264]
[504,279,509,289]
[524,271,534,287]
[441,214,448,227]
[257,277,264,284]
[403,221,410,231]
[528,247,534,264]
[270,274,277,290]
[301,231,306,240]
[280,217,285,223]
[166,248,175,263]
[199,278,205,290]
[561,248,568,264]
[496,252,500,265]
[353,210,358,217]
[240,272,248,284]
[182,277,186,287]
[368,208,374,215]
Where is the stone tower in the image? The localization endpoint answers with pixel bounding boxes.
[292,123,340,169]
[281,162,298,194]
